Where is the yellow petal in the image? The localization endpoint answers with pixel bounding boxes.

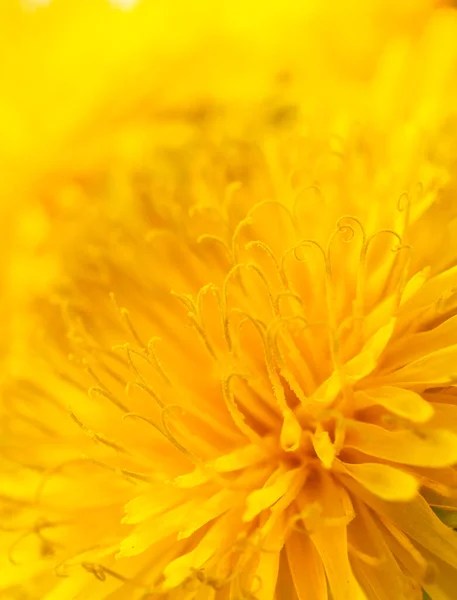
[384,344,457,386]
[345,420,457,467]
[383,315,457,378]
[42,577,91,600]
[345,478,457,571]
[280,410,302,452]
[422,548,457,600]
[400,266,431,307]
[212,443,268,472]
[178,489,243,539]
[0,559,50,592]
[170,468,211,488]
[294,474,365,600]
[260,468,308,538]
[341,462,419,501]
[254,548,281,600]
[403,264,457,312]
[286,532,328,600]
[312,428,336,469]
[163,514,235,589]
[346,319,396,379]
[316,320,397,403]
[243,467,303,522]
[358,386,434,423]
[117,501,197,557]
[345,352,378,380]
[349,501,421,600]
[351,552,422,600]
[122,486,185,524]
[314,370,344,405]
[310,524,368,600]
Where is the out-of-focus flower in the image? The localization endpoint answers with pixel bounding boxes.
[2,2,457,600]
[0,0,441,367]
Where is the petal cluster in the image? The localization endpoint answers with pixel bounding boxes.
[2,3,457,600]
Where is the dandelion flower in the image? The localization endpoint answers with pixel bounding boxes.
[3,3,457,600]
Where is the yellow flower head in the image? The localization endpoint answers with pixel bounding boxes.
[2,2,457,600]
